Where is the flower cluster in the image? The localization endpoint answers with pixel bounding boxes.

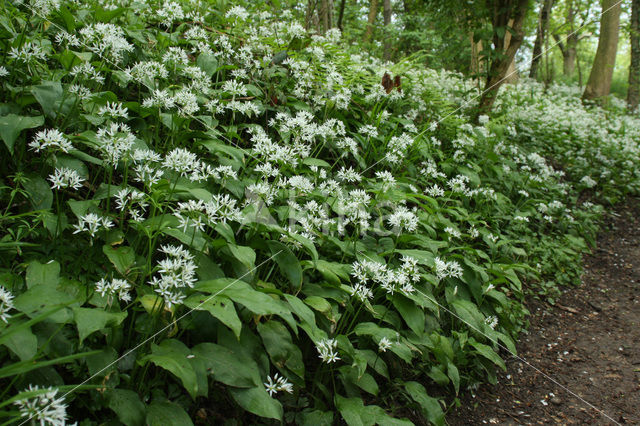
[0,285,15,323]
[316,338,340,363]
[263,374,293,396]
[95,278,132,304]
[14,385,70,426]
[148,244,197,308]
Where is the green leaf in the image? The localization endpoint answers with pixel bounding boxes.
[0,114,44,153]
[0,350,99,379]
[3,322,38,361]
[13,274,79,323]
[146,401,193,426]
[354,322,413,362]
[143,340,198,399]
[297,410,333,426]
[229,386,283,421]
[266,240,303,288]
[304,296,332,315]
[334,395,379,426]
[228,244,256,270]
[403,381,445,426]
[184,294,242,339]
[106,389,145,426]
[196,52,219,77]
[338,366,379,396]
[196,279,292,319]
[470,340,506,371]
[451,299,485,332]
[191,342,261,388]
[26,260,60,288]
[31,81,73,118]
[391,294,425,336]
[72,307,127,343]
[103,245,135,275]
[447,361,460,395]
[22,173,53,210]
[257,320,305,379]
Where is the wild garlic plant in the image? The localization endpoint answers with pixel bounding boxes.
[0,0,634,424]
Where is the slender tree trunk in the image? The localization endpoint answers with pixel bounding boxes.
[529,0,554,79]
[583,0,622,102]
[337,0,346,30]
[504,18,519,84]
[382,0,392,61]
[476,0,529,119]
[470,32,484,86]
[318,0,331,33]
[628,0,640,110]
[364,0,379,42]
[305,0,318,30]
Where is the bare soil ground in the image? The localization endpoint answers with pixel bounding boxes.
[447,202,640,425]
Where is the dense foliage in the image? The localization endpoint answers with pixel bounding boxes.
[1,1,638,424]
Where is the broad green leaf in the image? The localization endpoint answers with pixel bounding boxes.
[403,381,445,426]
[229,386,283,421]
[447,361,460,395]
[304,296,332,315]
[184,294,242,339]
[26,260,60,288]
[335,395,368,426]
[391,294,425,335]
[196,52,219,77]
[13,277,79,323]
[451,299,485,332]
[106,389,145,426]
[72,307,127,343]
[191,342,261,388]
[266,240,302,288]
[144,340,198,399]
[22,173,53,210]
[103,245,135,275]
[297,410,333,426]
[196,279,292,319]
[284,294,325,341]
[338,366,379,396]
[228,244,256,270]
[0,114,44,152]
[354,322,413,362]
[146,401,193,426]
[3,322,37,361]
[470,340,506,371]
[86,347,117,377]
[257,320,305,379]
[32,81,73,118]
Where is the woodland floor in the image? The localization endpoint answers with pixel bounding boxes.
[447,200,640,425]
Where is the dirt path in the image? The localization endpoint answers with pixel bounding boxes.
[447,202,640,425]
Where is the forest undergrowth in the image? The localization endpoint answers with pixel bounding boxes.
[0,1,639,424]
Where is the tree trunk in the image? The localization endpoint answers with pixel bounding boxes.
[475,0,529,119]
[364,0,379,42]
[305,0,318,31]
[583,0,622,102]
[337,0,346,30]
[503,19,519,84]
[529,0,554,79]
[317,0,331,33]
[382,0,392,61]
[628,0,640,110]
[470,32,484,84]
